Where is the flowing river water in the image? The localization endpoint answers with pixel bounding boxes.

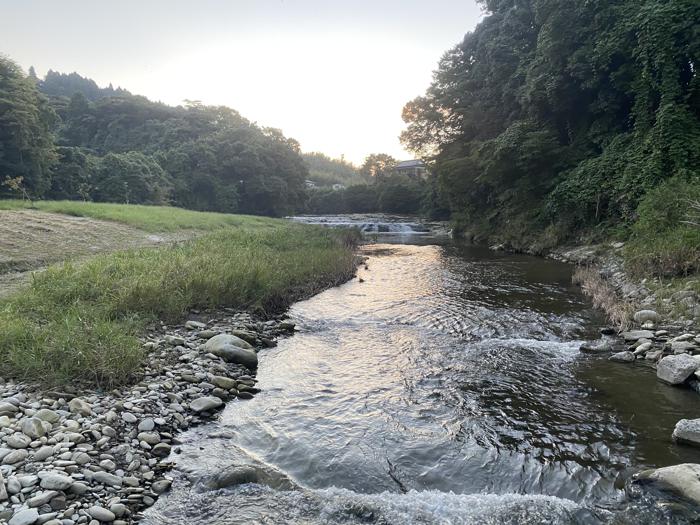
[145,216,700,524]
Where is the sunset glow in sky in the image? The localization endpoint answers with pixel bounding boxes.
[2,0,483,164]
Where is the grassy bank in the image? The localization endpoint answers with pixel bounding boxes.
[0,199,277,232]
[0,211,358,387]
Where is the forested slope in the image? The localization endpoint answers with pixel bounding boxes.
[0,57,308,216]
[403,0,700,275]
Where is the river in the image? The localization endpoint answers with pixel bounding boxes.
[144,215,700,524]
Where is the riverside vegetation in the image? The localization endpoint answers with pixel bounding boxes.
[0,202,358,387]
[0,203,358,524]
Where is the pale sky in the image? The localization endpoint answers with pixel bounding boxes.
[1,0,482,164]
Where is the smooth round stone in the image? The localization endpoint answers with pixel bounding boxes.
[189,396,223,413]
[121,413,137,424]
[137,418,155,432]
[87,506,116,522]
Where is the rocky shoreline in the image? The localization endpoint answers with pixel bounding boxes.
[0,310,293,525]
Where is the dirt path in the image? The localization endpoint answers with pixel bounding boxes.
[0,210,194,297]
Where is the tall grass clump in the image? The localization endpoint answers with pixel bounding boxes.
[624,177,700,278]
[0,224,358,387]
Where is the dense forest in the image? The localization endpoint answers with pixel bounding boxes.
[402,0,700,275]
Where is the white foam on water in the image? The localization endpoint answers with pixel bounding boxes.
[315,487,583,525]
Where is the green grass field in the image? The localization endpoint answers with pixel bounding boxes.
[0,201,358,387]
[0,199,279,232]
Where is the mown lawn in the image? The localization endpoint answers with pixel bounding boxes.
[0,199,279,232]
[0,202,358,387]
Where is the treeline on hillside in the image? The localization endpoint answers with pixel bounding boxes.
[0,57,308,216]
[402,0,700,275]
[305,153,440,216]
[302,152,366,187]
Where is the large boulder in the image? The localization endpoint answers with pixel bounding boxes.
[633,310,659,324]
[203,333,253,351]
[657,354,699,385]
[634,464,700,505]
[202,334,257,369]
[673,419,700,447]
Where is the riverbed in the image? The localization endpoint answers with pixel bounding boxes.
[144,216,700,524]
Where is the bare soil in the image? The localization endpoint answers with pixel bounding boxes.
[0,210,192,297]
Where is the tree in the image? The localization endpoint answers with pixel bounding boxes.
[0,56,57,197]
[360,153,397,180]
[92,152,172,204]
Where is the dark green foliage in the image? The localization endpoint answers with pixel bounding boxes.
[306,176,426,216]
[49,147,95,200]
[39,70,130,101]
[402,0,700,272]
[625,176,700,277]
[0,56,57,197]
[92,152,172,205]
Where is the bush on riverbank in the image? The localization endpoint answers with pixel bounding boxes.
[624,177,700,278]
[0,223,358,387]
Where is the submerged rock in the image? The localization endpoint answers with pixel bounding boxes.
[609,351,635,363]
[205,464,296,491]
[657,354,699,385]
[634,463,700,505]
[580,340,613,353]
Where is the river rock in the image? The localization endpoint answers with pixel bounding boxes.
[0,402,18,416]
[3,449,28,465]
[633,310,659,324]
[672,341,698,354]
[621,330,655,342]
[33,409,60,424]
[6,433,31,449]
[203,333,253,351]
[68,398,92,416]
[92,471,122,487]
[27,490,58,507]
[211,376,237,390]
[634,463,700,505]
[33,446,54,461]
[8,508,39,525]
[209,346,257,369]
[206,464,296,491]
[231,329,258,344]
[185,320,207,330]
[673,419,700,447]
[164,335,185,346]
[609,351,635,363]
[39,472,73,491]
[87,506,116,522]
[0,470,7,501]
[190,396,224,413]
[633,342,653,355]
[657,354,699,385]
[580,341,613,353]
[21,417,46,439]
